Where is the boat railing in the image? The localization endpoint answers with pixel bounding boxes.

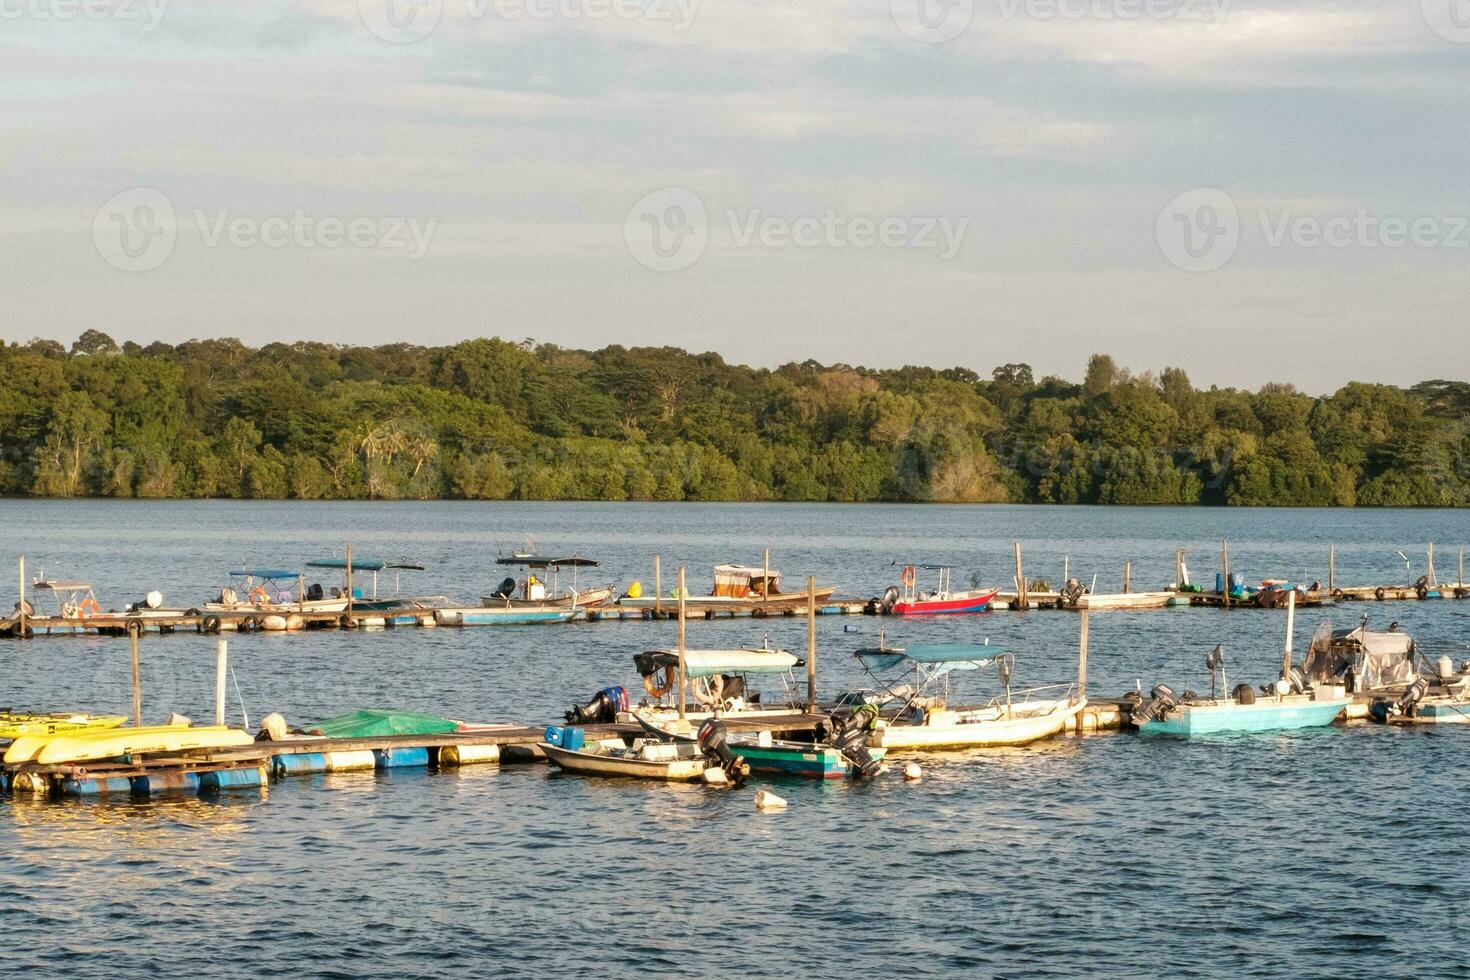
[980,681,1078,712]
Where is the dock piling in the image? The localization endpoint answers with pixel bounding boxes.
[345,544,355,623]
[1014,542,1028,611]
[677,566,687,721]
[130,627,142,727]
[1123,561,1131,595]
[1221,540,1230,611]
[654,555,662,617]
[806,575,816,713]
[1077,609,1089,700]
[17,554,25,639]
[1328,545,1335,594]
[1281,589,1296,678]
[215,638,228,727]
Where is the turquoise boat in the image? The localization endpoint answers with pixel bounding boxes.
[1137,695,1349,736]
[433,606,581,626]
[731,737,886,780]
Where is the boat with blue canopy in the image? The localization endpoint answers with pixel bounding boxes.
[485,552,613,609]
[849,634,1087,750]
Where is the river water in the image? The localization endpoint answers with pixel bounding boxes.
[2,501,1468,978]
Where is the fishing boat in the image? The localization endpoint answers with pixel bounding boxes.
[540,722,746,783]
[203,568,343,615]
[1372,677,1470,724]
[630,713,886,780]
[1055,578,1174,610]
[433,605,581,626]
[484,553,613,609]
[306,558,451,613]
[850,640,1086,750]
[1131,591,1350,736]
[1300,619,1416,693]
[879,564,998,616]
[24,579,180,633]
[0,712,127,740]
[616,562,837,611]
[565,645,804,727]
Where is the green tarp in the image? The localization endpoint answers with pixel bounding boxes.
[307,709,460,738]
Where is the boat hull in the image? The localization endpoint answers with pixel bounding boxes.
[1139,697,1349,736]
[890,589,1000,616]
[1403,700,1470,724]
[26,726,254,765]
[733,740,887,779]
[1073,591,1175,610]
[479,587,614,609]
[434,607,580,626]
[540,743,708,781]
[872,698,1085,750]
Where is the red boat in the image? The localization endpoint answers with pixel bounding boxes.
[882,564,999,616]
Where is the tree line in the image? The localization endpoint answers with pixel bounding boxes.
[2,331,1466,506]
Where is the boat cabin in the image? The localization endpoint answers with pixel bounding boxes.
[1302,621,1416,693]
[712,564,782,598]
[631,646,802,713]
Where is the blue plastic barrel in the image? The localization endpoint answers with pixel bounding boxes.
[1215,572,1224,594]
[375,747,430,769]
[272,752,328,776]
[131,772,202,796]
[562,728,586,751]
[60,776,133,796]
[543,725,566,747]
[200,767,265,791]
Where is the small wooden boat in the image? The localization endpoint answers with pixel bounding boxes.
[880,565,997,616]
[853,641,1086,750]
[541,738,718,781]
[616,562,837,610]
[0,712,128,740]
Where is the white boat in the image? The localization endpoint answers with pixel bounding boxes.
[541,738,716,781]
[851,642,1085,751]
[616,562,837,609]
[600,646,805,727]
[485,553,613,609]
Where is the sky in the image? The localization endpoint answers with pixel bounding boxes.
[1,0,1466,392]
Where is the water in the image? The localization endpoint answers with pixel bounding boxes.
[2,501,1469,978]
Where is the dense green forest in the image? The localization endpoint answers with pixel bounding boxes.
[2,331,1467,506]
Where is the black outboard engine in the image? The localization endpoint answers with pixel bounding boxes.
[306,582,324,601]
[880,586,900,614]
[695,719,749,784]
[828,704,883,779]
[1131,684,1177,727]
[1396,678,1429,717]
[1060,578,1086,607]
[1285,666,1309,695]
[491,577,518,600]
[564,686,629,725]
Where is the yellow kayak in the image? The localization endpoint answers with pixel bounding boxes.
[34,725,255,765]
[5,721,190,765]
[0,712,129,740]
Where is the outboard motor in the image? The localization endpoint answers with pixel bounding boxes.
[880,586,900,614]
[490,577,518,600]
[1060,578,1086,608]
[564,686,629,725]
[695,719,749,784]
[1230,683,1256,705]
[828,704,883,779]
[1396,678,1429,717]
[1131,684,1177,727]
[1285,666,1309,695]
[306,582,324,601]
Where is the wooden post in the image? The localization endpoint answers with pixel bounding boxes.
[16,554,25,639]
[1460,546,1465,589]
[298,573,305,612]
[654,555,662,618]
[130,628,143,728]
[1123,561,1131,594]
[1281,588,1296,679]
[1328,544,1335,594]
[1077,609,1089,700]
[677,566,687,721]
[806,575,817,713]
[345,544,354,622]
[1428,543,1436,587]
[763,548,770,605]
[1014,542,1028,610]
[215,638,228,726]
[1175,549,1183,590]
[1221,540,1230,610]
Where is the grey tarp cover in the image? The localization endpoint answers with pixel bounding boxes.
[1303,623,1416,690]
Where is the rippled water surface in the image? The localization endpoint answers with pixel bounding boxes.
[3,501,1470,978]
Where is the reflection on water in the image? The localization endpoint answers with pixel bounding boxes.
[2,501,1470,977]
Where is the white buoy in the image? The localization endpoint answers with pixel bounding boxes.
[702,767,729,786]
[755,789,787,810]
[904,762,922,782]
[145,590,163,609]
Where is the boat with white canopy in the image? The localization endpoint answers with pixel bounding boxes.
[850,640,1086,750]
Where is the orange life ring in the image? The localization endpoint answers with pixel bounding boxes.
[248,587,271,604]
[643,663,676,699]
[77,597,102,619]
[901,565,916,588]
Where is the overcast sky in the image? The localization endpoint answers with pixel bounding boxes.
[2,0,1466,391]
